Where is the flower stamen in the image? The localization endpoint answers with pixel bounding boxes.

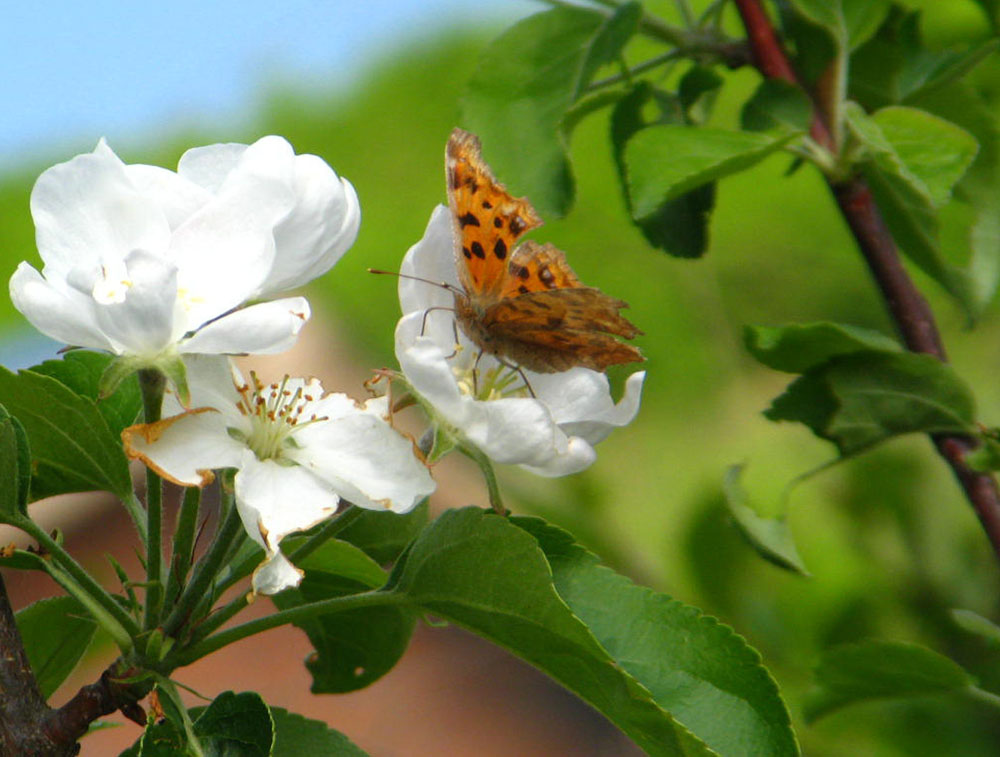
[234,371,328,461]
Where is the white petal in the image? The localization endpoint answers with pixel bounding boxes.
[170,140,297,326]
[122,407,242,486]
[395,313,467,417]
[167,355,245,419]
[91,250,180,357]
[519,436,598,477]
[31,139,170,279]
[290,396,435,513]
[9,263,115,351]
[234,454,340,595]
[395,313,568,468]
[549,371,646,445]
[399,205,459,318]
[177,142,248,192]
[466,396,564,466]
[251,551,303,595]
[124,163,213,230]
[234,454,339,551]
[179,297,310,355]
[260,159,361,296]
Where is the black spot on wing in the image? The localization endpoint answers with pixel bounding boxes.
[493,238,507,260]
[471,241,485,259]
[458,212,480,228]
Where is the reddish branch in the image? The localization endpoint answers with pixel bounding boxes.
[0,572,147,755]
[733,0,1000,560]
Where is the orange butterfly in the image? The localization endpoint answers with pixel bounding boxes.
[446,128,643,374]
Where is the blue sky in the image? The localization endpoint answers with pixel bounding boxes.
[0,1,533,170]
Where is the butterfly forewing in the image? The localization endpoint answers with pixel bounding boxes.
[446,129,541,299]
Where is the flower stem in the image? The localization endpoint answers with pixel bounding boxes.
[162,486,201,613]
[14,516,139,649]
[460,445,508,515]
[162,490,242,637]
[138,369,166,632]
[289,505,364,563]
[170,590,404,666]
[122,492,148,543]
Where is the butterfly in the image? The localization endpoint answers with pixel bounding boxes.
[446,127,644,374]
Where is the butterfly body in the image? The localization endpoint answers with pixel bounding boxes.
[446,128,643,374]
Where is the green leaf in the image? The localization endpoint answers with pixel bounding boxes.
[872,106,978,208]
[965,436,1000,472]
[31,351,142,438]
[192,691,274,757]
[388,507,715,756]
[786,0,889,49]
[722,465,809,576]
[16,596,96,699]
[270,707,369,757]
[281,538,388,590]
[119,719,185,757]
[272,540,414,693]
[951,609,1000,646]
[850,10,1000,110]
[625,126,795,218]
[335,499,429,564]
[462,4,640,216]
[744,322,899,373]
[766,351,976,456]
[513,516,801,756]
[844,103,977,312]
[0,367,133,501]
[611,83,715,258]
[0,406,30,520]
[741,79,813,133]
[804,640,975,722]
[677,65,723,124]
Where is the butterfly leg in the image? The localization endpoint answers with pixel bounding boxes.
[494,357,536,399]
[471,348,485,395]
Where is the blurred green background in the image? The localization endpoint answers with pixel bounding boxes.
[3,2,1000,755]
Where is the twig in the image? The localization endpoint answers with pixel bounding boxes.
[733,0,1000,561]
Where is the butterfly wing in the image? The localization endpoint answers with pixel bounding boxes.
[482,241,644,373]
[446,129,542,300]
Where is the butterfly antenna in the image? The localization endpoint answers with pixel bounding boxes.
[368,268,463,296]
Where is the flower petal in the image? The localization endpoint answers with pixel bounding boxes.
[399,205,458,333]
[170,139,298,327]
[290,393,435,513]
[176,142,249,193]
[122,407,241,486]
[91,250,181,357]
[234,453,340,594]
[235,453,340,550]
[8,263,115,351]
[260,157,361,296]
[530,369,646,445]
[251,551,304,596]
[31,139,170,279]
[124,163,214,230]
[179,297,310,355]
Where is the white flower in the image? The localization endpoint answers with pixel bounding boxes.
[394,205,645,477]
[123,356,434,595]
[10,136,360,362]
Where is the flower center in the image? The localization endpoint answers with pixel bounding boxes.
[451,360,531,402]
[234,372,326,461]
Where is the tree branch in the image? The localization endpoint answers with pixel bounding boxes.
[733,0,1000,561]
[0,572,149,755]
[0,572,60,756]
